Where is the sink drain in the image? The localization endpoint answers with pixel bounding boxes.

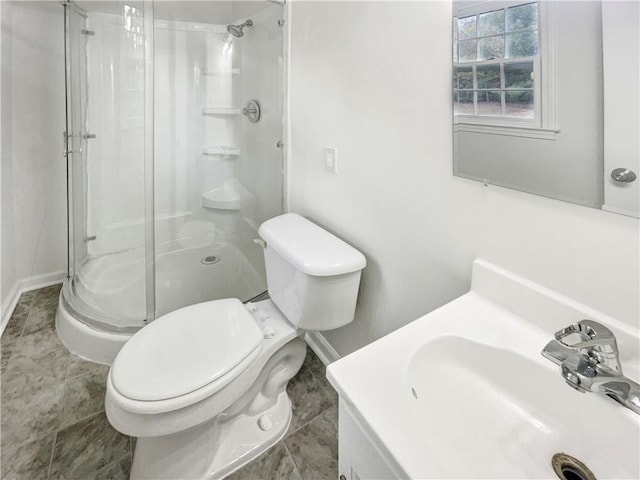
[552,453,597,480]
[201,255,220,265]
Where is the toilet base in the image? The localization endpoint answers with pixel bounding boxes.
[131,389,293,480]
[127,335,307,480]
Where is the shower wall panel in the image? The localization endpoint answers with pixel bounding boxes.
[236,6,284,277]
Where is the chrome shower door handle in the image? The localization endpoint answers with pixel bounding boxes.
[63,131,69,157]
[610,168,637,183]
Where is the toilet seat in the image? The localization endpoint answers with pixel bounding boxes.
[111,298,263,405]
[105,298,301,438]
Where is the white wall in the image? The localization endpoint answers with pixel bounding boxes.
[0,1,67,323]
[1,1,13,318]
[289,1,639,356]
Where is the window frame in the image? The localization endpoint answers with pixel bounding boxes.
[453,0,559,139]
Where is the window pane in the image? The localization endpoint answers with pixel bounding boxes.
[506,31,538,57]
[504,62,533,88]
[455,91,474,115]
[505,90,534,118]
[477,90,502,116]
[476,65,501,89]
[458,39,477,62]
[478,10,504,36]
[478,36,504,60]
[454,66,474,89]
[458,15,477,40]
[507,3,538,32]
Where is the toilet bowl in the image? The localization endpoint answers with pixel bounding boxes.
[105,213,366,479]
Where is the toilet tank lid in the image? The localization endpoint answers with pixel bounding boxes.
[259,213,366,276]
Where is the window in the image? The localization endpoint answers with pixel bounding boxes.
[454,2,544,128]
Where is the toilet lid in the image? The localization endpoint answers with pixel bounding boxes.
[111,298,263,402]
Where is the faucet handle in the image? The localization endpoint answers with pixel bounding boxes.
[555,320,616,348]
[555,320,621,372]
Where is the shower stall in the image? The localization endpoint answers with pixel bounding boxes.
[57,0,286,363]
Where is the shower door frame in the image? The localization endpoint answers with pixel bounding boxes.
[63,0,87,287]
[62,0,155,332]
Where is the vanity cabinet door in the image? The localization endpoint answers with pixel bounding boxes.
[338,400,401,480]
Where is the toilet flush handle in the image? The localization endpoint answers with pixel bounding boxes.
[253,238,267,249]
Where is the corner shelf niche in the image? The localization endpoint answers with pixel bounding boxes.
[201,68,240,76]
[201,145,240,159]
[202,180,255,211]
[201,106,241,116]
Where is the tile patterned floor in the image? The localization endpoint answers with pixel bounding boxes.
[1,284,338,480]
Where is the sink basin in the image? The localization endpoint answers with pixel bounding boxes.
[328,260,640,479]
[407,336,639,478]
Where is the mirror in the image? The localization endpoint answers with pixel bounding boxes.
[453,0,639,217]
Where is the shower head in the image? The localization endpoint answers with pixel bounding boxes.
[226,19,253,38]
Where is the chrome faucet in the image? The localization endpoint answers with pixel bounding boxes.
[542,319,640,415]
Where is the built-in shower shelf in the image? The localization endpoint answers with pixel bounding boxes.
[201,107,241,116]
[201,145,240,158]
[202,180,255,211]
[201,68,240,76]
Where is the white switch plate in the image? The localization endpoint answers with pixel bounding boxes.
[324,147,338,174]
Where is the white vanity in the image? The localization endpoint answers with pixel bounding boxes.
[327,260,640,480]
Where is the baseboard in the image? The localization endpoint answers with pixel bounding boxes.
[304,331,341,366]
[1,270,67,336]
[1,281,22,336]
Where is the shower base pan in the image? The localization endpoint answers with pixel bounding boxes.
[55,241,265,365]
[56,291,133,365]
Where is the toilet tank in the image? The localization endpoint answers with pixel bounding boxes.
[258,213,366,331]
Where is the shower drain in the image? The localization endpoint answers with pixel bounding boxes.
[201,255,220,265]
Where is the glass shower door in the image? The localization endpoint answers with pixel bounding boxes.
[62,0,286,329]
[63,1,153,331]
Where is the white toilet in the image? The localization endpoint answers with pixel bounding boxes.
[105,213,366,479]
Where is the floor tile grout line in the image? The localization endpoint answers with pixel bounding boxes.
[65,363,108,382]
[49,351,75,474]
[283,439,304,480]
[48,410,108,478]
[286,400,335,440]
[58,406,108,433]
[94,449,133,477]
[3,344,69,372]
[56,374,110,433]
[2,346,16,372]
[46,430,60,480]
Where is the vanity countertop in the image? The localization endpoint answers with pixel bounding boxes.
[327,259,640,479]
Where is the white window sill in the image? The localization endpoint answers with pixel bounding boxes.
[454,122,560,140]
